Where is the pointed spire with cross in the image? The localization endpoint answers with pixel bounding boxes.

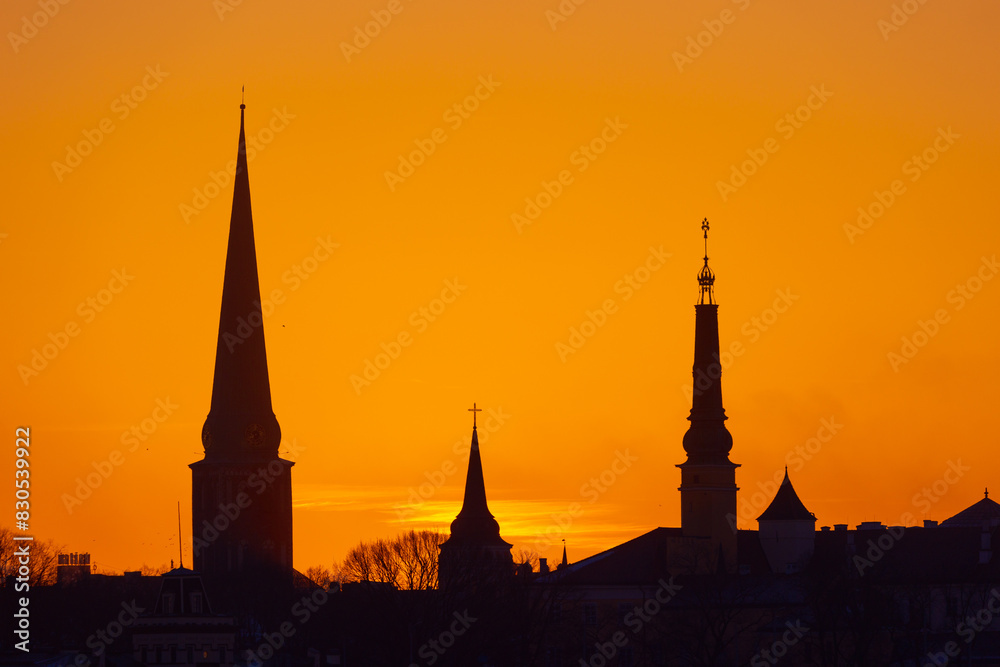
[469,402,482,429]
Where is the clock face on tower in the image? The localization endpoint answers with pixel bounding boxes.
[245,423,266,448]
[202,424,213,449]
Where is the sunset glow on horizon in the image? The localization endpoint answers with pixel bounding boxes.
[2,0,999,576]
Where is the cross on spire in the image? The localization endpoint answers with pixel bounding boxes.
[468,402,482,428]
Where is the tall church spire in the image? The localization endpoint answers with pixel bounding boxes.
[200,100,281,460]
[439,404,512,590]
[683,218,732,463]
[448,404,507,546]
[677,219,740,573]
[190,101,293,581]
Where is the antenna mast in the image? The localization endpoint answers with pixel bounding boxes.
[177,501,184,569]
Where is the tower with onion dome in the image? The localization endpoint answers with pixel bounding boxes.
[676,219,740,573]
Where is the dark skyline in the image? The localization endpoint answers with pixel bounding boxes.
[2,0,998,588]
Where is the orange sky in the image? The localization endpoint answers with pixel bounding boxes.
[2,0,999,574]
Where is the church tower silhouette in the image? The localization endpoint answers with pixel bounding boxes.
[677,219,740,573]
[190,100,294,580]
[438,404,513,590]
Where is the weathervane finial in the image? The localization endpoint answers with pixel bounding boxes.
[697,218,716,305]
[241,85,245,110]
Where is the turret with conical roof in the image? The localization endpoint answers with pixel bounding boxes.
[757,468,816,573]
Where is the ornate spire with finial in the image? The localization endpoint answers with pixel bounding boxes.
[683,217,732,460]
[698,217,715,305]
[677,217,739,572]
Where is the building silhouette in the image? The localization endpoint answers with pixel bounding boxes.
[520,222,1000,665]
[132,567,236,666]
[21,108,1000,667]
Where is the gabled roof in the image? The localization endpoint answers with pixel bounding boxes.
[757,468,815,522]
